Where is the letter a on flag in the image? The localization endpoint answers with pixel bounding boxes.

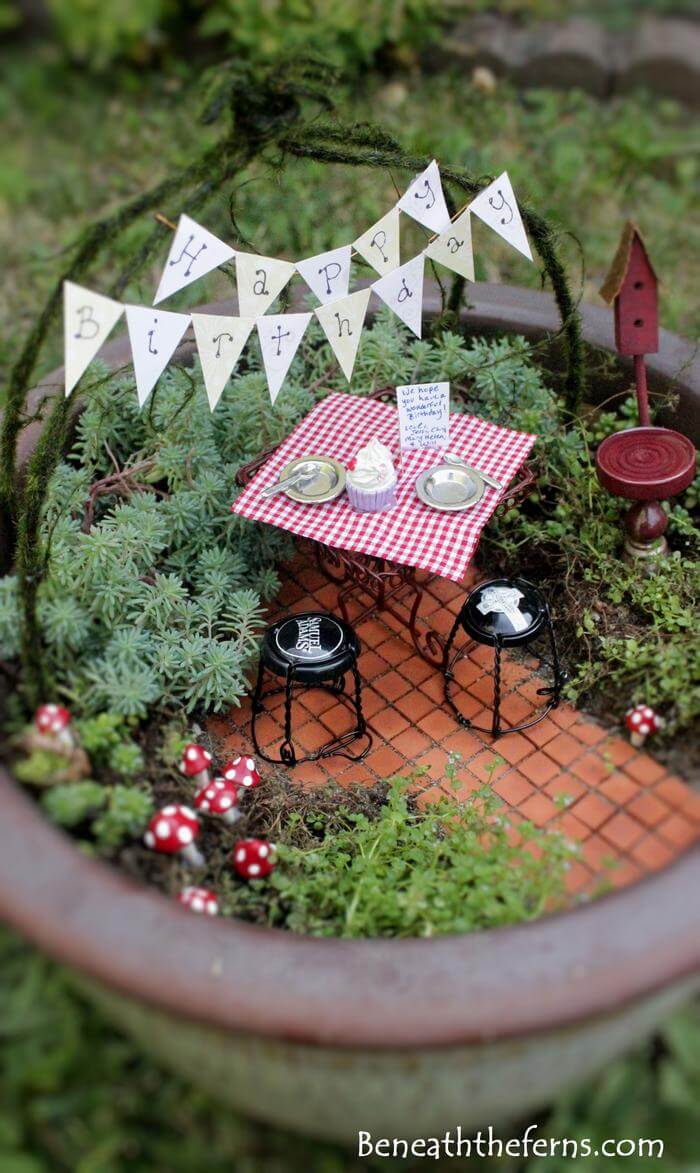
[64,281,124,397]
[257,313,312,405]
[424,208,475,282]
[154,214,235,305]
[191,314,255,411]
[468,172,532,261]
[372,254,425,338]
[236,253,296,318]
[315,287,371,382]
[125,305,190,408]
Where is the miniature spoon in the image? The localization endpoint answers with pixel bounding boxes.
[261,469,316,498]
[444,452,504,493]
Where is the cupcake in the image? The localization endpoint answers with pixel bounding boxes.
[346,437,397,513]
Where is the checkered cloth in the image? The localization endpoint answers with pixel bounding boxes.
[232,393,536,583]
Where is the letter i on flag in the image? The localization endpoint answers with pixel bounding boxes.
[257,313,312,405]
[468,172,533,261]
[125,306,191,408]
[64,281,124,397]
[315,288,370,382]
[153,214,235,305]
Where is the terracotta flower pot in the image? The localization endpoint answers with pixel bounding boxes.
[1,284,698,1143]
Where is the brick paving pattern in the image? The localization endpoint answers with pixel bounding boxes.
[211,554,699,901]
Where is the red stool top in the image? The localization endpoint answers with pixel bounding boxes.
[596,427,696,501]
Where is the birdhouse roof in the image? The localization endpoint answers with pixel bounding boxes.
[599,220,658,304]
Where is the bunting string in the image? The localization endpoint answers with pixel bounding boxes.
[63,163,533,408]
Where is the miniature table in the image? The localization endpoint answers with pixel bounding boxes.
[233,390,537,667]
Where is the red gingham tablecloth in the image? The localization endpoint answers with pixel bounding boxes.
[232,393,537,583]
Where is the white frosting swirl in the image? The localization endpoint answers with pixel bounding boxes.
[347,437,396,490]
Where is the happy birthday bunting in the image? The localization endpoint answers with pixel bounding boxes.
[468,171,532,261]
[315,287,371,382]
[63,282,124,397]
[372,253,425,338]
[397,159,451,234]
[125,305,190,407]
[353,207,400,276]
[153,214,235,305]
[191,313,255,411]
[257,312,313,404]
[296,245,351,305]
[236,252,296,318]
[424,208,475,282]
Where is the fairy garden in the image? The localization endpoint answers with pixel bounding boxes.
[0,64,697,938]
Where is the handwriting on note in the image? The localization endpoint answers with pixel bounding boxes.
[396,381,450,451]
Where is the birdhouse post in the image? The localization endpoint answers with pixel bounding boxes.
[596,223,695,561]
[600,222,659,426]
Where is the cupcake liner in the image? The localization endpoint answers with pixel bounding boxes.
[346,480,397,513]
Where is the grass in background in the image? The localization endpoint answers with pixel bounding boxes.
[1,927,699,1172]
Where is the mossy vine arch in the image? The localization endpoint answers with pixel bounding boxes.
[0,60,584,705]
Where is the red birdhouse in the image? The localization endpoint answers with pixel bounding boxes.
[599,221,659,356]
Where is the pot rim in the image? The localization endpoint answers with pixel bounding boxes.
[1,768,698,1048]
[2,282,698,1050]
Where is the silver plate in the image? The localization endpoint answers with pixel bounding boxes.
[278,455,346,504]
[415,463,485,512]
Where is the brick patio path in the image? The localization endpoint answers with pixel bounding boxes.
[211,553,699,901]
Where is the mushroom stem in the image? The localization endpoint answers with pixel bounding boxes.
[182,843,205,868]
[222,808,241,827]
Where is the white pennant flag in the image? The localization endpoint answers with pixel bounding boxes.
[397,159,451,234]
[125,305,190,408]
[154,214,235,305]
[257,313,312,404]
[296,245,351,305]
[468,171,532,261]
[64,281,124,397]
[236,252,296,317]
[315,287,371,382]
[424,208,475,282]
[191,313,255,411]
[353,207,400,276]
[372,253,425,338]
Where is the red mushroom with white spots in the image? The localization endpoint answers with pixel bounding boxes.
[144,804,204,867]
[194,777,241,826]
[625,703,664,748]
[177,886,219,916]
[179,743,212,788]
[222,755,261,792]
[34,704,74,749]
[232,838,276,880]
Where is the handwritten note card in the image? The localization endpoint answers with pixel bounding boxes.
[396,381,450,451]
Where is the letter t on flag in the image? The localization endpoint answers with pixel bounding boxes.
[153,214,235,305]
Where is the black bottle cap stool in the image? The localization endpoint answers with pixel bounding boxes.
[443,577,566,738]
[251,611,372,767]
